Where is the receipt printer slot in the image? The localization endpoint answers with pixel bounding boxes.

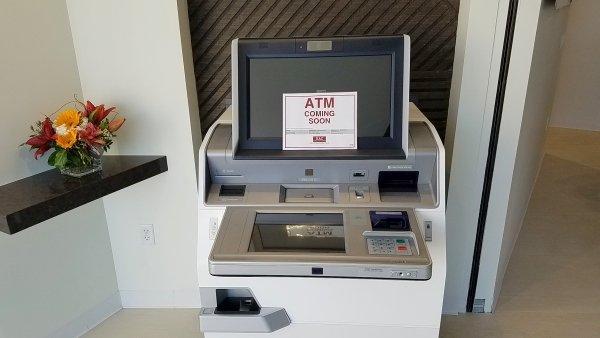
[282,187,334,203]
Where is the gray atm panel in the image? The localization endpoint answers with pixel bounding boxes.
[204,122,439,209]
[209,207,432,280]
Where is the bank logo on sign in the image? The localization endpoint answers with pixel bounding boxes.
[313,136,326,143]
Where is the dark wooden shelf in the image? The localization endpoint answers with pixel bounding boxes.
[0,155,168,235]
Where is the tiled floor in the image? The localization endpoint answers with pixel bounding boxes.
[84,128,600,338]
[83,309,202,338]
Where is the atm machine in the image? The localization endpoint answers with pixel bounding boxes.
[197,35,446,337]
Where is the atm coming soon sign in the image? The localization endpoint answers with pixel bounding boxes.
[282,92,357,150]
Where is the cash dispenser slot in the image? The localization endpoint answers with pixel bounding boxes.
[280,186,336,203]
[378,171,419,194]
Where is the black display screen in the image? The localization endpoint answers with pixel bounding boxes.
[248,213,345,253]
[248,55,392,139]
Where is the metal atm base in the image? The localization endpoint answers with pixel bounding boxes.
[200,307,290,333]
[200,322,439,338]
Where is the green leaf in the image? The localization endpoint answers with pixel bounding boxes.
[69,151,82,167]
[54,149,68,169]
[47,150,58,166]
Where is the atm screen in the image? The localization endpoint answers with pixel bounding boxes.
[248,55,392,139]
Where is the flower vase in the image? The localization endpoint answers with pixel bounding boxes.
[59,147,104,178]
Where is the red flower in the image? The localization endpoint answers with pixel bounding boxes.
[84,100,115,125]
[78,123,105,147]
[25,117,55,159]
[82,100,95,117]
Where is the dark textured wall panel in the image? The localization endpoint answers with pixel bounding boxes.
[188,0,459,138]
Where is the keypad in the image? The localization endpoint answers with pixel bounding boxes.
[367,237,413,256]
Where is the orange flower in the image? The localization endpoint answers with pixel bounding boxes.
[108,117,125,133]
[54,108,80,129]
[56,128,77,149]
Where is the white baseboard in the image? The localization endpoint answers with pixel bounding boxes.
[47,291,122,338]
[120,289,201,308]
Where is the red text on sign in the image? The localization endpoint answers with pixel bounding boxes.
[304,97,335,124]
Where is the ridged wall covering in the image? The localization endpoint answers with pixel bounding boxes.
[187,0,459,138]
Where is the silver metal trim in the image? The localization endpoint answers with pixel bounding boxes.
[402,34,410,156]
[199,307,290,333]
[231,38,239,155]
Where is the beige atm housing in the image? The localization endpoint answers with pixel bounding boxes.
[202,113,440,280]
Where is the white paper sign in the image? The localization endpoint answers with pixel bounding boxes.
[282,92,357,150]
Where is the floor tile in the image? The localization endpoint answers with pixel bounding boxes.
[83,309,201,338]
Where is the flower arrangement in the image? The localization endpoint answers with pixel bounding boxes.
[24,99,125,176]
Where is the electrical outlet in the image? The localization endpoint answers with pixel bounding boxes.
[140,224,156,245]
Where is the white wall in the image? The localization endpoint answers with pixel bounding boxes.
[67,0,202,307]
[444,0,569,313]
[444,0,506,314]
[550,0,600,131]
[475,0,569,311]
[0,1,119,337]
